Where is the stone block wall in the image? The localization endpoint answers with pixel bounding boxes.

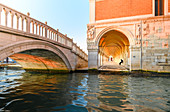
[76,56,88,69]
[131,17,170,72]
[169,0,170,12]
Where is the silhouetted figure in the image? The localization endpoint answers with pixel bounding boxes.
[6,57,9,63]
[119,59,123,65]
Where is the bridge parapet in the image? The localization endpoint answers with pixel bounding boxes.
[0,3,88,61]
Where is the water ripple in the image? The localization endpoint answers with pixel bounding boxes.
[0,70,169,112]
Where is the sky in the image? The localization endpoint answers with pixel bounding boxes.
[0,0,89,53]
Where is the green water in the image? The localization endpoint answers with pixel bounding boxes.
[0,69,170,112]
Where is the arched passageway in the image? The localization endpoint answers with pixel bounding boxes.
[98,30,130,70]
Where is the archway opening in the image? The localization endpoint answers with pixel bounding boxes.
[98,30,130,69]
[7,49,69,72]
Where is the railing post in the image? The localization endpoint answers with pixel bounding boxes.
[26,18,30,33]
[71,38,73,49]
[39,25,41,36]
[16,15,19,30]
[44,22,47,38]
[26,12,30,33]
[32,22,34,34]
[21,17,24,31]
[35,23,37,35]
[48,30,50,39]
[65,34,67,45]
[0,8,2,25]
[5,11,8,26]
[54,33,56,41]
[57,29,59,42]
[11,13,14,28]
[45,27,47,38]
[51,31,52,39]
[41,26,44,37]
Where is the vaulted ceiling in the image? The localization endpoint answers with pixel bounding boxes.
[99,30,129,58]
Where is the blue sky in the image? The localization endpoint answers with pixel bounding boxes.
[0,0,89,53]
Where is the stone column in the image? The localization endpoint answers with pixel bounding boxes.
[88,49,98,69]
[129,46,132,71]
[98,53,100,67]
[130,46,141,70]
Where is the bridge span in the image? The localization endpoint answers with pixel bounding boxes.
[0,4,88,72]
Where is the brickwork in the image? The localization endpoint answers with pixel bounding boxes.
[95,0,152,21]
[169,0,170,12]
[88,0,170,72]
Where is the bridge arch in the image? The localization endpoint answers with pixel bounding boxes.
[0,40,72,71]
[96,26,135,69]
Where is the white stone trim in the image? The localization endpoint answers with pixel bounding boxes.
[165,0,168,15]
[153,0,155,16]
[95,14,153,24]
[89,0,95,23]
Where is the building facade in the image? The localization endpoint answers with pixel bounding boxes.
[87,0,170,72]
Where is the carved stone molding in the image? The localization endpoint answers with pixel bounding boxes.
[87,25,95,39]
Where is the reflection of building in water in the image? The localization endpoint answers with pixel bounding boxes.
[85,74,100,111]
[69,73,89,107]
[86,75,134,112]
[97,75,133,112]
[126,77,170,112]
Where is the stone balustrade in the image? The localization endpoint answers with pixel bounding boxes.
[0,3,88,61]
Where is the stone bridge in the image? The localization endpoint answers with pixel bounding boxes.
[0,4,88,72]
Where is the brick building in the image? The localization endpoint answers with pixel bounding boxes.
[87,0,170,72]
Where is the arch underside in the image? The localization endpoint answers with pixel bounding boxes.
[99,30,130,66]
[0,40,72,72]
[10,49,68,72]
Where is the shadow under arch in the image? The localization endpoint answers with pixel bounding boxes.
[0,40,72,71]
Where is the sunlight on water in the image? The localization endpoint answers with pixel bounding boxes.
[0,69,170,112]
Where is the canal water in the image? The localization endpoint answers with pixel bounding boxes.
[0,69,170,112]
